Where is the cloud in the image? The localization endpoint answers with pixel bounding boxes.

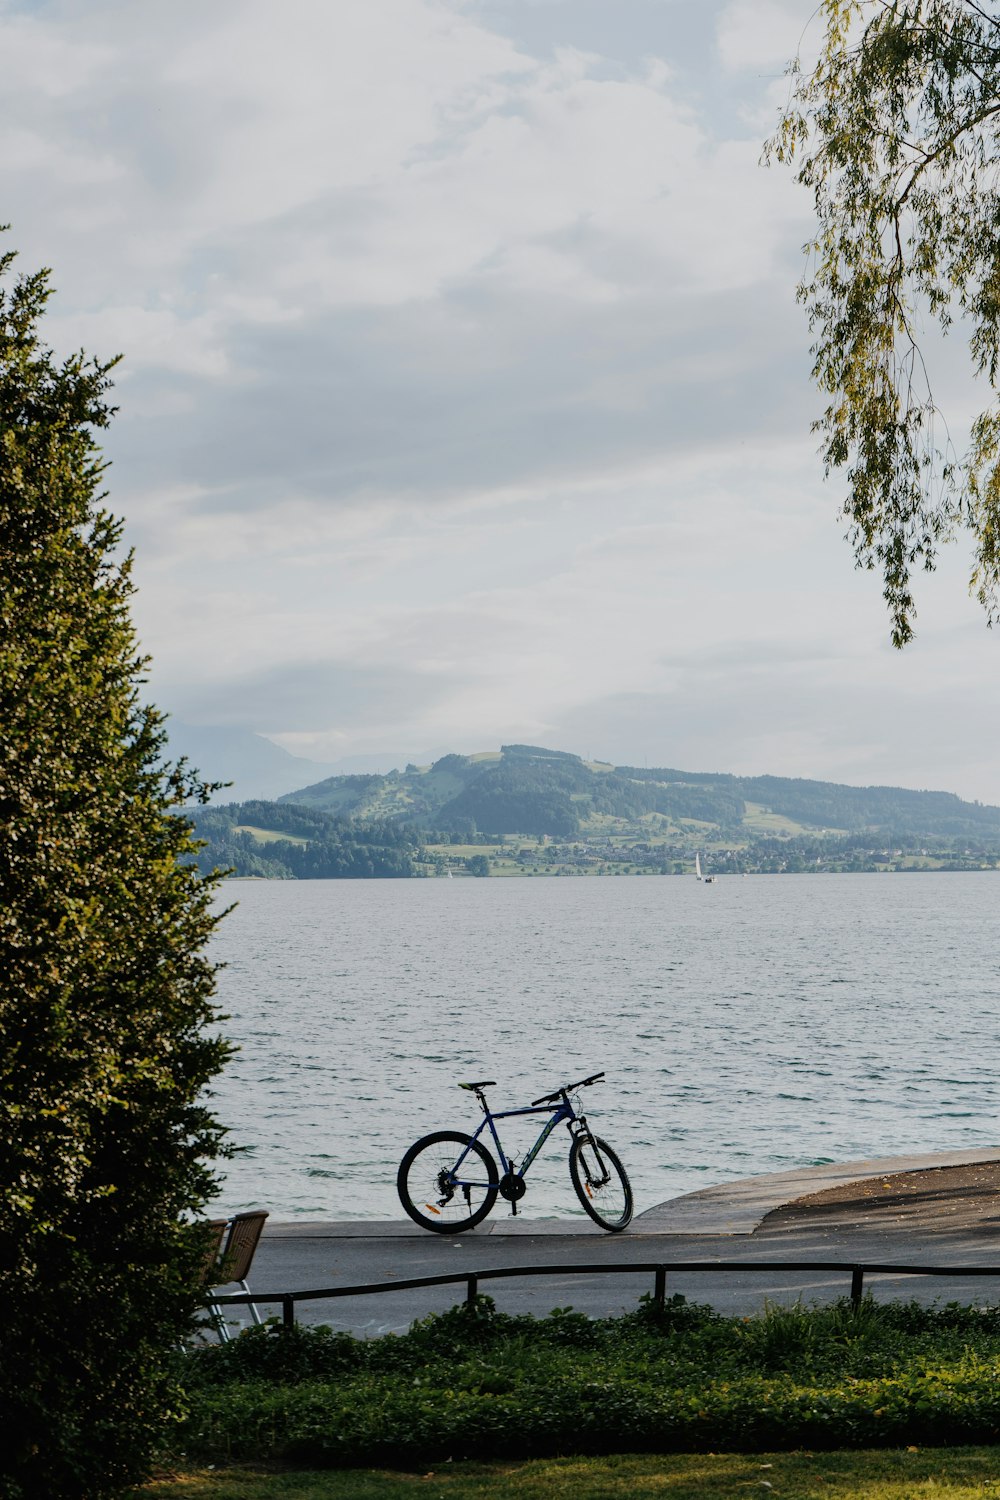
[4,0,997,804]
[716,0,816,73]
[546,649,1000,802]
[52,305,231,378]
[0,9,113,97]
[1,0,810,558]
[4,0,806,329]
[127,407,996,802]
[173,656,465,737]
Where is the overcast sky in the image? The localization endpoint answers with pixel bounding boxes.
[5,0,1000,800]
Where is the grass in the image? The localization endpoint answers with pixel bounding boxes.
[169,1297,1000,1470]
[134,1448,1000,1498]
[233,826,309,847]
[741,803,817,836]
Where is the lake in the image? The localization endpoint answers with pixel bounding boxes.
[207,872,1000,1221]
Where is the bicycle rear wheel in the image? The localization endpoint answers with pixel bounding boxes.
[397,1130,499,1233]
[569,1134,633,1231]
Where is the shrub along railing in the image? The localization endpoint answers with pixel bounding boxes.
[208,1259,1000,1329]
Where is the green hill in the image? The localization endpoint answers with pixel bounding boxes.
[187,746,1000,879]
[278,745,1000,841]
[188,801,417,880]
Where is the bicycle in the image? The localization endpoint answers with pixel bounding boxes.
[396,1071,633,1233]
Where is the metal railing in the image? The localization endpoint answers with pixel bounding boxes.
[208,1259,1000,1328]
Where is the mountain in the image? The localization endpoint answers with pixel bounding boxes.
[164,723,344,803]
[186,744,1000,879]
[277,743,1000,841]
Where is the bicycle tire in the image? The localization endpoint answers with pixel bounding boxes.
[568,1134,633,1231]
[397,1130,499,1233]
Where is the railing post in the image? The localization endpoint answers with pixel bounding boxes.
[466,1274,478,1309]
[282,1295,295,1328]
[850,1267,865,1310]
[654,1266,667,1309]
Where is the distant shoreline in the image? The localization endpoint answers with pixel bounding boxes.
[221,865,1000,882]
[189,751,1000,882]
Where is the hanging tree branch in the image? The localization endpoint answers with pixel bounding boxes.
[767,0,1000,644]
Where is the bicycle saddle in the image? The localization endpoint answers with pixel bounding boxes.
[458,1080,496,1091]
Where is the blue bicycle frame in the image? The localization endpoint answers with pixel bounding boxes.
[447,1072,605,1197]
[455,1097,574,1185]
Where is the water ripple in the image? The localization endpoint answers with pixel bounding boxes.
[207,873,1000,1218]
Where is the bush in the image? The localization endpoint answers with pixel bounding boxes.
[172,1296,1000,1467]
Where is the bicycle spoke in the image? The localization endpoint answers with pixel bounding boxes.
[397,1131,499,1233]
[569,1134,633,1231]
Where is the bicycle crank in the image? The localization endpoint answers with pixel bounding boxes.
[498,1171,526,1202]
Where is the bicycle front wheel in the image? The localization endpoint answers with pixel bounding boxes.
[397,1130,499,1233]
[569,1134,633,1231]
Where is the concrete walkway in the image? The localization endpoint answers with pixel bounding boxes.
[631,1147,1000,1235]
[219,1149,1000,1337]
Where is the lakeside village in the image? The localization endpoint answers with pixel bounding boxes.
[416,832,1000,878]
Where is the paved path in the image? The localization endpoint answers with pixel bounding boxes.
[217,1149,1000,1337]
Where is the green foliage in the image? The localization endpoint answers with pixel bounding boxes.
[189,801,416,879]
[742,774,1000,835]
[612,769,746,826]
[430,753,471,773]
[769,0,1000,644]
[0,246,230,1499]
[172,1296,1000,1468]
[437,774,580,838]
[626,766,1000,837]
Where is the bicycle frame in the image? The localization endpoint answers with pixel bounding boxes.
[450,1094,591,1188]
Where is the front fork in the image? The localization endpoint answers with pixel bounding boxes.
[568,1115,609,1187]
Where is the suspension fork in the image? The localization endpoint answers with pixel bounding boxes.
[569,1114,610,1184]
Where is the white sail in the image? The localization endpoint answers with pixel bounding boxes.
[695,852,702,880]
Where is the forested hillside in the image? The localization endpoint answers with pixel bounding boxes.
[281,744,1000,839]
[187,746,1000,879]
[188,801,416,879]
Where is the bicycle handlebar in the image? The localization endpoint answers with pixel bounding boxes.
[530,1070,605,1107]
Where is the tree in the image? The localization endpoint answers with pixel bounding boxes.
[768,0,1000,644]
[0,246,230,1499]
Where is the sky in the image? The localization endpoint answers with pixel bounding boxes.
[4,0,1000,801]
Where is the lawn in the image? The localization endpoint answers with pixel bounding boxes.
[741,803,818,836]
[233,826,309,847]
[136,1448,1000,1499]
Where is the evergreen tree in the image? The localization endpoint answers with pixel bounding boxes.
[0,246,231,1499]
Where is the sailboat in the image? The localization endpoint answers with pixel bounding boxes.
[695,852,716,884]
